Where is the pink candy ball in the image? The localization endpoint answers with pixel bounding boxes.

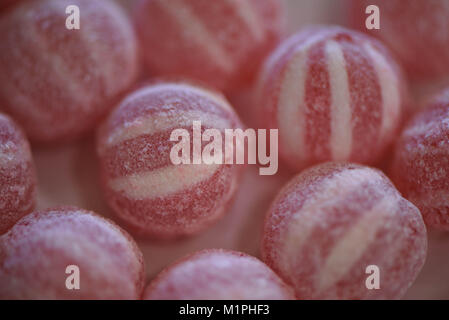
[143,249,294,300]
[0,0,138,143]
[134,0,285,91]
[97,82,243,239]
[352,0,449,81]
[391,88,449,231]
[0,206,145,299]
[254,26,405,171]
[261,162,427,299]
[0,113,36,234]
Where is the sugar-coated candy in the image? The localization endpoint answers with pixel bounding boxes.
[254,26,405,171]
[134,0,285,91]
[391,88,449,231]
[352,0,449,81]
[0,113,36,234]
[96,82,243,239]
[262,162,427,299]
[143,249,294,300]
[0,0,138,143]
[0,206,145,299]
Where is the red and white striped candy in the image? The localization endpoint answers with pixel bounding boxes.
[262,162,427,299]
[97,82,243,239]
[0,206,145,299]
[134,0,285,91]
[0,0,138,143]
[255,26,405,171]
[0,113,36,234]
[391,88,449,231]
[143,249,294,300]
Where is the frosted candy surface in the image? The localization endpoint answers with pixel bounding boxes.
[352,0,449,81]
[134,0,285,91]
[391,88,449,230]
[262,162,427,299]
[0,113,36,234]
[254,26,404,171]
[0,206,145,299]
[97,82,243,239]
[143,249,294,300]
[0,0,138,142]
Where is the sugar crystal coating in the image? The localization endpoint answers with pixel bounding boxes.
[391,88,449,231]
[261,162,427,299]
[0,113,36,234]
[352,0,449,81]
[143,249,294,300]
[0,206,145,299]
[254,26,405,171]
[134,0,285,91]
[96,82,243,239]
[0,0,138,142]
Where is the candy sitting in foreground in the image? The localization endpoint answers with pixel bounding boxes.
[0,0,138,143]
[262,162,427,299]
[96,81,243,239]
[391,88,449,231]
[143,249,294,300]
[0,113,36,234]
[0,207,145,299]
[254,26,405,171]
